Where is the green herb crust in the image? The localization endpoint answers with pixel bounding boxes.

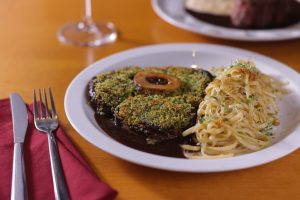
[115,95,195,132]
[90,66,213,115]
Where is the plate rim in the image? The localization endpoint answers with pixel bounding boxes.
[64,43,300,172]
[151,0,300,41]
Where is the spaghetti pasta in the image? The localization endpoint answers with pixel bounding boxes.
[182,60,287,158]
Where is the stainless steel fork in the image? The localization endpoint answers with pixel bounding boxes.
[33,88,70,200]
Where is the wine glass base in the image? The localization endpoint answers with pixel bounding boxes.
[57,20,117,47]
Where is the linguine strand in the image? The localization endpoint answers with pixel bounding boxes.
[182,60,287,159]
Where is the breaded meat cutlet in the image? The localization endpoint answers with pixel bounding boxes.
[89,66,213,116]
[89,67,141,115]
[114,95,197,143]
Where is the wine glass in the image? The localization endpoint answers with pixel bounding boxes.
[57,0,117,47]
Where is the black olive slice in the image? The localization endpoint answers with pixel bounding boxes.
[133,72,181,92]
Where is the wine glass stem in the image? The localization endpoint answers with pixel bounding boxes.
[85,0,92,20]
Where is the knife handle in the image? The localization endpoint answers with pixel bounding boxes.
[11,143,28,200]
[47,131,70,200]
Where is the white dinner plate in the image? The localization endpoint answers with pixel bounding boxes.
[151,0,300,41]
[65,43,300,172]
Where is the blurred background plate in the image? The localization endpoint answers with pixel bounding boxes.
[151,0,300,41]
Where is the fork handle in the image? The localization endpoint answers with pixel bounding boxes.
[47,131,70,200]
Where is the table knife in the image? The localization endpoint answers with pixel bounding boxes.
[10,93,28,200]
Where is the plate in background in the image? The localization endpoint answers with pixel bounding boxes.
[152,0,300,41]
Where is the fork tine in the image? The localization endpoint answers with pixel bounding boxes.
[38,89,44,119]
[44,88,50,118]
[49,88,57,118]
[33,89,39,119]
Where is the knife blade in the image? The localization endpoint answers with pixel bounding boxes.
[10,93,28,200]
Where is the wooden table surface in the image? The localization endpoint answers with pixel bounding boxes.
[1,0,300,199]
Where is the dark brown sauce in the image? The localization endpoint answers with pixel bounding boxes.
[95,115,193,158]
[146,76,168,85]
[88,79,194,158]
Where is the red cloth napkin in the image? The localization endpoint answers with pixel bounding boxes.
[0,99,117,200]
